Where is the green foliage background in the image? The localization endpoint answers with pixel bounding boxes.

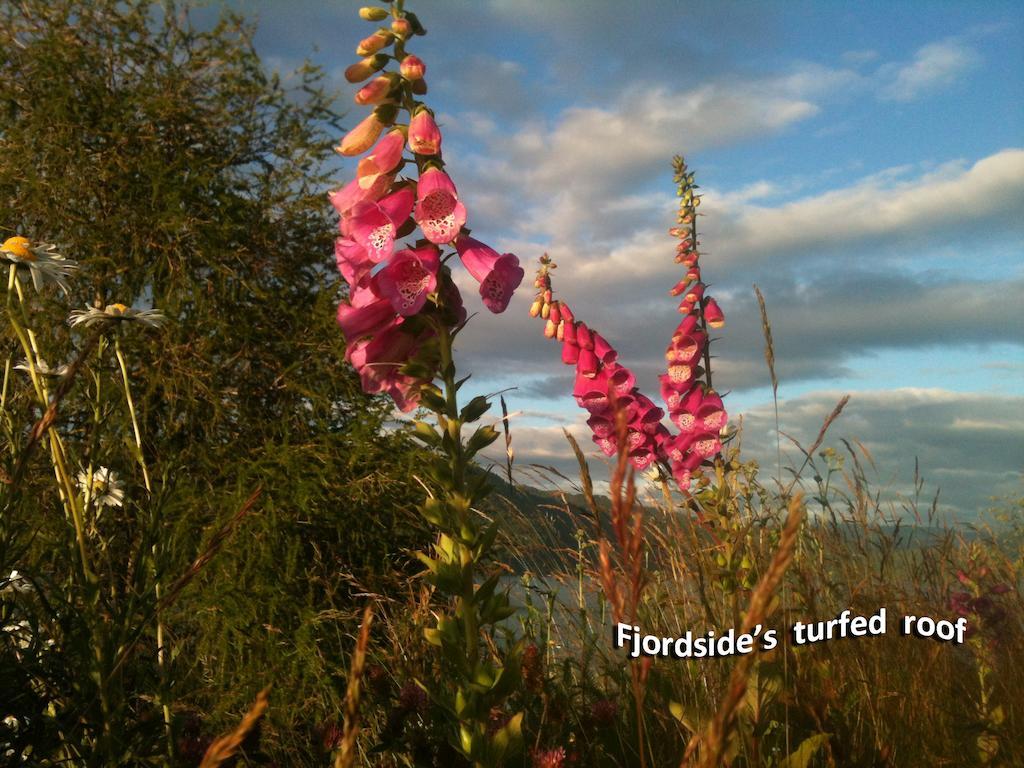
[0,0,428,758]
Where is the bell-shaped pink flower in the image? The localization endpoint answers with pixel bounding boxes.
[665,385,704,428]
[409,109,442,155]
[666,330,705,365]
[356,130,405,189]
[349,325,423,412]
[336,282,398,356]
[348,185,416,263]
[561,341,579,366]
[374,245,440,315]
[629,397,665,436]
[415,168,467,244]
[671,315,699,342]
[689,430,723,459]
[587,413,615,439]
[684,283,704,306]
[577,347,599,377]
[454,235,524,314]
[573,363,635,412]
[660,360,696,391]
[697,392,727,432]
[670,451,705,490]
[592,332,617,365]
[329,172,394,219]
[335,237,374,287]
[704,297,725,328]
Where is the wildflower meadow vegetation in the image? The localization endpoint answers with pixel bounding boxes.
[1,1,1021,767]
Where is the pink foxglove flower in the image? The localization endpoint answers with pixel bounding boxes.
[336,281,399,357]
[415,168,466,244]
[703,297,725,328]
[409,108,442,155]
[335,237,374,287]
[349,325,427,412]
[348,185,415,263]
[329,172,393,218]
[454,235,524,314]
[374,245,440,315]
[356,129,405,189]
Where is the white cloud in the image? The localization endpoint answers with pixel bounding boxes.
[737,389,1024,518]
[879,39,980,101]
[706,149,1024,269]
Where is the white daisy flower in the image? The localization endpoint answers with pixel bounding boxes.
[77,466,125,508]
[68,302,168,329]
[0,236,78,295]
[13,357,69,378]
[2,570,32,594]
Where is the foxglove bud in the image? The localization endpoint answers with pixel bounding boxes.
[576,322,594,351]
[359,6,389,21]
[401,55,426,80]
[408,108,442,155]
[391,18,412,37]
[354,76,393,105]
[337,112,385,156]
[345,54,388,83]
[669,277,690,296]
[704,297,725,328]
[562,321,577,346]
[562,339,579,365]
[357,30,394,56]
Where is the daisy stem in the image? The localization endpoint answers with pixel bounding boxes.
[113,336,151,493]
[112,334,171,751]
[1,357,10,413]
[4,267,93,582]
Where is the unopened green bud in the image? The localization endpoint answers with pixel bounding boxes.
[359,7,389,21]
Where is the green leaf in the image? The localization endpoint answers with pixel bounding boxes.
[779,733,830,768]
[412,420,441,447]
[490,712,523,759]
[473,573,501,606]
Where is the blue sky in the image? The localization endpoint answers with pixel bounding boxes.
[224,0,1023,518]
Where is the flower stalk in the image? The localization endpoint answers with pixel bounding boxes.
[333,3,526,763]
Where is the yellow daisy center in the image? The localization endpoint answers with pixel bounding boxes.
[2,236,33,260]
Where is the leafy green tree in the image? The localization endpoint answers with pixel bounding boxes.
[1,0,427,762]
